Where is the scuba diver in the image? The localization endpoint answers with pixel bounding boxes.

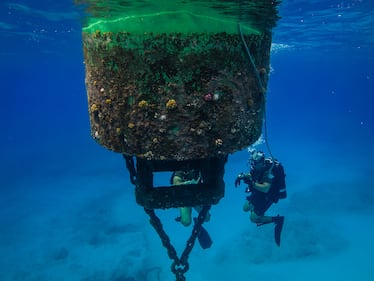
[172,170,213,249]
[235,150,287,246]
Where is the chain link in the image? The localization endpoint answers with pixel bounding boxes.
[123,155,137,185]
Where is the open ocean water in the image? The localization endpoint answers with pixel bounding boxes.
[1,1,373,281]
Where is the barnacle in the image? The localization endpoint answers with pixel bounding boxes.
[166,99,177,109]
[138,100,149,108]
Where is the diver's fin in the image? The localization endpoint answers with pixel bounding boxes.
[198,224,213,249]
[194,218,212,249]
[274,215,285,247]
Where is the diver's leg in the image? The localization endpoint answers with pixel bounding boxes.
[250,211,273,225]
[250,201,285,246]
[243,200,252,212]
[251,212,285,246]
[194,206,211,222]
[180,207,192,226]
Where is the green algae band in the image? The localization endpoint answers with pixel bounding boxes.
[83,11,260,35]
[79,1,280,160]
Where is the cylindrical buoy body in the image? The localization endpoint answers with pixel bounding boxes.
[79,1,280,160]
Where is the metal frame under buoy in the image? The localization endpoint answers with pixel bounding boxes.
[124,155,228,209]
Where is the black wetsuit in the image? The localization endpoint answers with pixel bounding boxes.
[247,162,274,216]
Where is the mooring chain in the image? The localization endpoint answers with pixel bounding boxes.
[179,205,211,265]
[144,206,211,281]
[144,208,179,260]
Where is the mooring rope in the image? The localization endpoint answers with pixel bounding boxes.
[238,23,274,159]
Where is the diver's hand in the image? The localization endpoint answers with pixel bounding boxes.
[235,173,245,187]
[235,173,253,187]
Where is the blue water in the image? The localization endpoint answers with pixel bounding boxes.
[1,1,373,281]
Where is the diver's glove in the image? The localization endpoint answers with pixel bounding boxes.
[235,173,244,187]
[235,173,252,187]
